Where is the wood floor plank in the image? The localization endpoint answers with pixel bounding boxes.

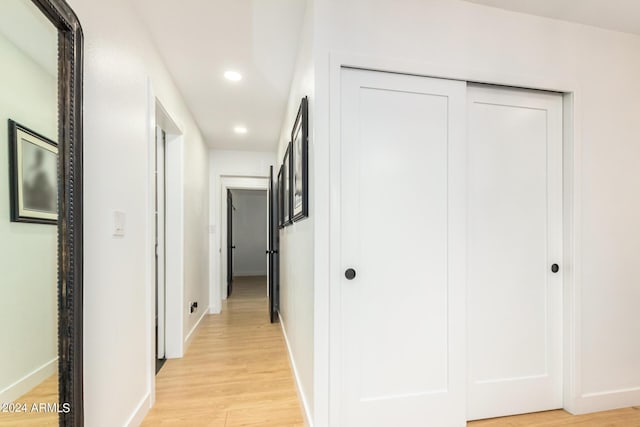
[468,407,640,426]
[142,276,304,427]
[0,375,58,426]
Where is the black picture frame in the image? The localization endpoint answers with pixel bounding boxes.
[8,120,59,224]
[277,164,285,229]
[282,141,293,226]
[291,97,308,222]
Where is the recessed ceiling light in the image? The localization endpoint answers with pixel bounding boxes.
[234,126,248,134]
[224,70,242,82]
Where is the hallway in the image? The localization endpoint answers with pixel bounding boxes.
[142,276,304,426]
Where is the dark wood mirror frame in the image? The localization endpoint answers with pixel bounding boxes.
[29,0,84,425]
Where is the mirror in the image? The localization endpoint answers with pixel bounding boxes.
[0,0,83,426]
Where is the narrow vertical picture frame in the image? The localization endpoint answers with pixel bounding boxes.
[291,96,309,222]
[8,119,58,224]
[277,163,285,229]
[283,141,293,225]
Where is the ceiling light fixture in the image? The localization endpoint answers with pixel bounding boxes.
[234,126,248,135]
[224,70,242,82]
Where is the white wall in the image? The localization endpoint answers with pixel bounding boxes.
[0,29,57,402]
[310,0,640,423]
[208,149,275,312]
[67,0,210,425]
[230,190,268,277]
[275,1,315,423]
[181,115,210,345]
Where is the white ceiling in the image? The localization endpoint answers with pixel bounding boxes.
[464,0,640,36]
[131,0,306,151]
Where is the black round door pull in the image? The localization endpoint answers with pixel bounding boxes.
[551,264,560,273]
[345,268,357,280]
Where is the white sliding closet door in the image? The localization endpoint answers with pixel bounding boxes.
[466,84,563,421]
[339,68,467,427]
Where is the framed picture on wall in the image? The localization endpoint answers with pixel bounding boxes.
[8,120,58,224]
[277,163,285,229]
[283,141,293,226]
[291,96,309,222]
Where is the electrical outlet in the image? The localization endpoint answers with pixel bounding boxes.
[189,301,198,314]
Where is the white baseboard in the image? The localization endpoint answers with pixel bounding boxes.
[124,392,151,427]
[184,305,209,352]
[567,387,640,415]
[0,357,57,403]
[279,313,313,427]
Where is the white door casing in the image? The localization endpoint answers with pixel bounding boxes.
[339,68,468,427]
[466,84,563,420]
[218,177,269,303]
[156,126,166,359]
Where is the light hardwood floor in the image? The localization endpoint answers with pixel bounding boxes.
[142,276,304,426]
[0,374,58,427]
[468,407,640,426]
[141,276,640,427]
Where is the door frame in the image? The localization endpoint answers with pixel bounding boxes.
[155,127,167,361]
[218,176,269,306]
[227,189,235,297]
[323,54,581,426]
[146,82,186,404]
[268,165,280,323]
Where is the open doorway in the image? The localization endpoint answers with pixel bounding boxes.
[218,174,278,322]
[154,125,166,374]
[226,189,268,300]
[151,98,185,374]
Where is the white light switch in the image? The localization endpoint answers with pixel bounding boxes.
[113,211,126,237]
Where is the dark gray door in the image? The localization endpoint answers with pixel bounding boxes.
[268,166,279,322]
[227,189,235,297]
